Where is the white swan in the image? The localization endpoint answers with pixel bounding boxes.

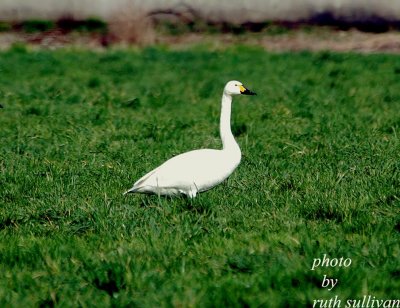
[124,80,256,198]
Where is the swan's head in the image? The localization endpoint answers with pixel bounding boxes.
[224,80,256,96]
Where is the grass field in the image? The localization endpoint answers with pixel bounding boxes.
[0,46,399,307]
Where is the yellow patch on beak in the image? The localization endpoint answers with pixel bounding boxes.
[239,85,246,93]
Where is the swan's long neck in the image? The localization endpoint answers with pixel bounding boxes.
[220,92,240,154]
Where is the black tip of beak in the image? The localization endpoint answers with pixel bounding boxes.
[242,88,257,96]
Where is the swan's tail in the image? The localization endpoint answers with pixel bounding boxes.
[124,169,158,196]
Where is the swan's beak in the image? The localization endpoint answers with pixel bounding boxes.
[239,85,256,95]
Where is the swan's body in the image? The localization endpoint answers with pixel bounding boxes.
[128,148,240,198]
[125,80,256,198]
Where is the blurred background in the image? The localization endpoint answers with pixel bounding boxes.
[0,0,400,51]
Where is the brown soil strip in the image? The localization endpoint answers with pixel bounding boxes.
[1,29,400,53]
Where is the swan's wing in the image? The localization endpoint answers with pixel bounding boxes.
[133,167,159,187]
[125,149,218,194]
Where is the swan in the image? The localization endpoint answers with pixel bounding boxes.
[124,80,256,198]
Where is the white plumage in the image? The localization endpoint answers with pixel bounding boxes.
[124,80,256,198]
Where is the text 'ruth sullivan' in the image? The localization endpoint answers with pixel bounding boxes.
[313,295,400,308]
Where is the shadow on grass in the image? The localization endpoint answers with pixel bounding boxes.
[130,193,215,216]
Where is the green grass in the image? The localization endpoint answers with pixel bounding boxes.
[0,46,399,307]
[20,20,56,33]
